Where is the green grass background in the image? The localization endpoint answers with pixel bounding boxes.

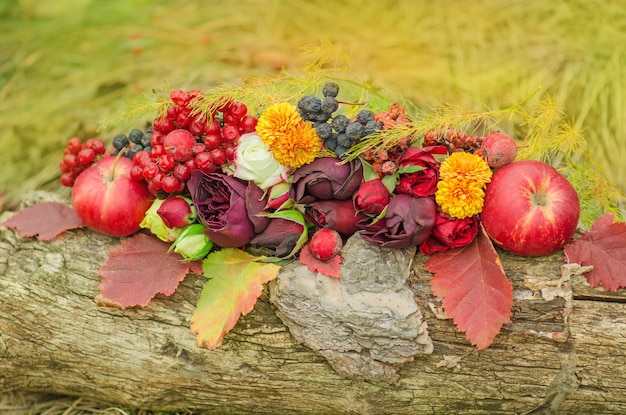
[1,0,625,412]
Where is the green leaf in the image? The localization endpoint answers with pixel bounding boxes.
[360,158,380,181]
[381,173,398,193]
[190,249,281,349]
[398,164,425,174]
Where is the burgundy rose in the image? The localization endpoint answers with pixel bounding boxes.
[396,145,447,197]
[359,194,436,249]
[305,199,366,237]
[249,218,305,258]
[187,171,255,248]
[157,196,195,228]
[353,178,390,216]
[290,157,363,204]
[419,211,479,255]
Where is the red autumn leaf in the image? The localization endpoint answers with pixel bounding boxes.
[2,202,83,241]
[96,233,190,308]
[426,226,513,349]
[564,213,626,291]
[299,243,342,278]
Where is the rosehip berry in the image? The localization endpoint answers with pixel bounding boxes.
[309,228,343,261]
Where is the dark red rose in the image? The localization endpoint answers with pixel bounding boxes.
[419,211,479,255]
[353,179,390,216]
[305,199,366,237]
[359,194,436,249]
[290,157,363,203]
[396,145,447,197]
[187,171,255,248]
[249,218,305,258]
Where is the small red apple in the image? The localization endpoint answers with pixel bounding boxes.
[72,156,154,237]
[480,160,579,256]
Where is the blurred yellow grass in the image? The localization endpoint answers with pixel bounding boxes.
[1,0,625,213]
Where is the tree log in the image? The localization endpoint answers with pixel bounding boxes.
[1,192,626,414]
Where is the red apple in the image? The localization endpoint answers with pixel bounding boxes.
[72,156,154,237]
[480,160,579,256]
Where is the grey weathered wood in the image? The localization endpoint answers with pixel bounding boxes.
[1,192,625,414]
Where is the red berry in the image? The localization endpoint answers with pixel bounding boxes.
[151,172,165,192]
[66,137,83,155]
[150,131,164,146]
[195,152,214,170]
[205,119,221,135]
[63,153,78,168]
[161,175,181,194]
[170,89,190,107]
[158,154,176,172]
[130,165,145,181]
[164,129,195,162]
[203,133,221,150]
[176,111,191,128]
[172,164,191,182]
[151,144,165,157]
[76,148,96,166]
[309,228,343,261]
[217,96,234,113]
[224,144,237,161]
[480,132,518,169]
[210,147,226,165]
[192,143,206,154]
[228,101,248,119]
[189,120,205,136]
[153,117,175,134]
[221,123,241,143]
[133,150,151,167]
[223,112,241,125]
[142,162,159,180]
[60,173,75,187]
[240,115,258,133]
[84,138,106,155]
[166,105,180,121]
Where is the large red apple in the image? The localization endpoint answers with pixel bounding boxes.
[72,156,153,237]
[480,160,579,256]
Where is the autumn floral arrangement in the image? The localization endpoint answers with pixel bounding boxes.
[4,72,626,351]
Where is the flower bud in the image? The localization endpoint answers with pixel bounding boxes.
[170,223,213,261]
[157,196,196,228]
[353,179,390,216]
[140,198,182,242]
[266,181,293,210]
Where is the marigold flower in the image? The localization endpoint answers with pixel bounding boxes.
[255,102,321,168]
[435,178,486,219]
[439,151,492,186]
[268,121,321,168]
[256,102,303,146]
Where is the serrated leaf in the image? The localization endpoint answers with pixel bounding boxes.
[299,243,342,278]
[426,226,512,349]
[564,213,626,291]
[2,202,83,240]
[191,248,280,349]
[96,233,190,308]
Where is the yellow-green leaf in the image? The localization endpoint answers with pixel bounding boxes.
[190,248,281,349]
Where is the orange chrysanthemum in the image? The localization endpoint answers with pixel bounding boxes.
[268,121,321,168]
[439,151,492,186]
[435,178,486,219]
[256,102,303,146]
[435,152,493,218]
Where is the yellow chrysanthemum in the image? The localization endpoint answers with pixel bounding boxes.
[256,102,303,146]
[435,178,486,219]
[268,121,321,168]
[439,152,492,186]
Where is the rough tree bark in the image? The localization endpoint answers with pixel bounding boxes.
[1,192,625,414]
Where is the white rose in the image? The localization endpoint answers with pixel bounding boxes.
[233,132,289,189]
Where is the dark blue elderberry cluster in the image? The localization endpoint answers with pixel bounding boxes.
[111,126,153,159]
[297,82,383,158]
